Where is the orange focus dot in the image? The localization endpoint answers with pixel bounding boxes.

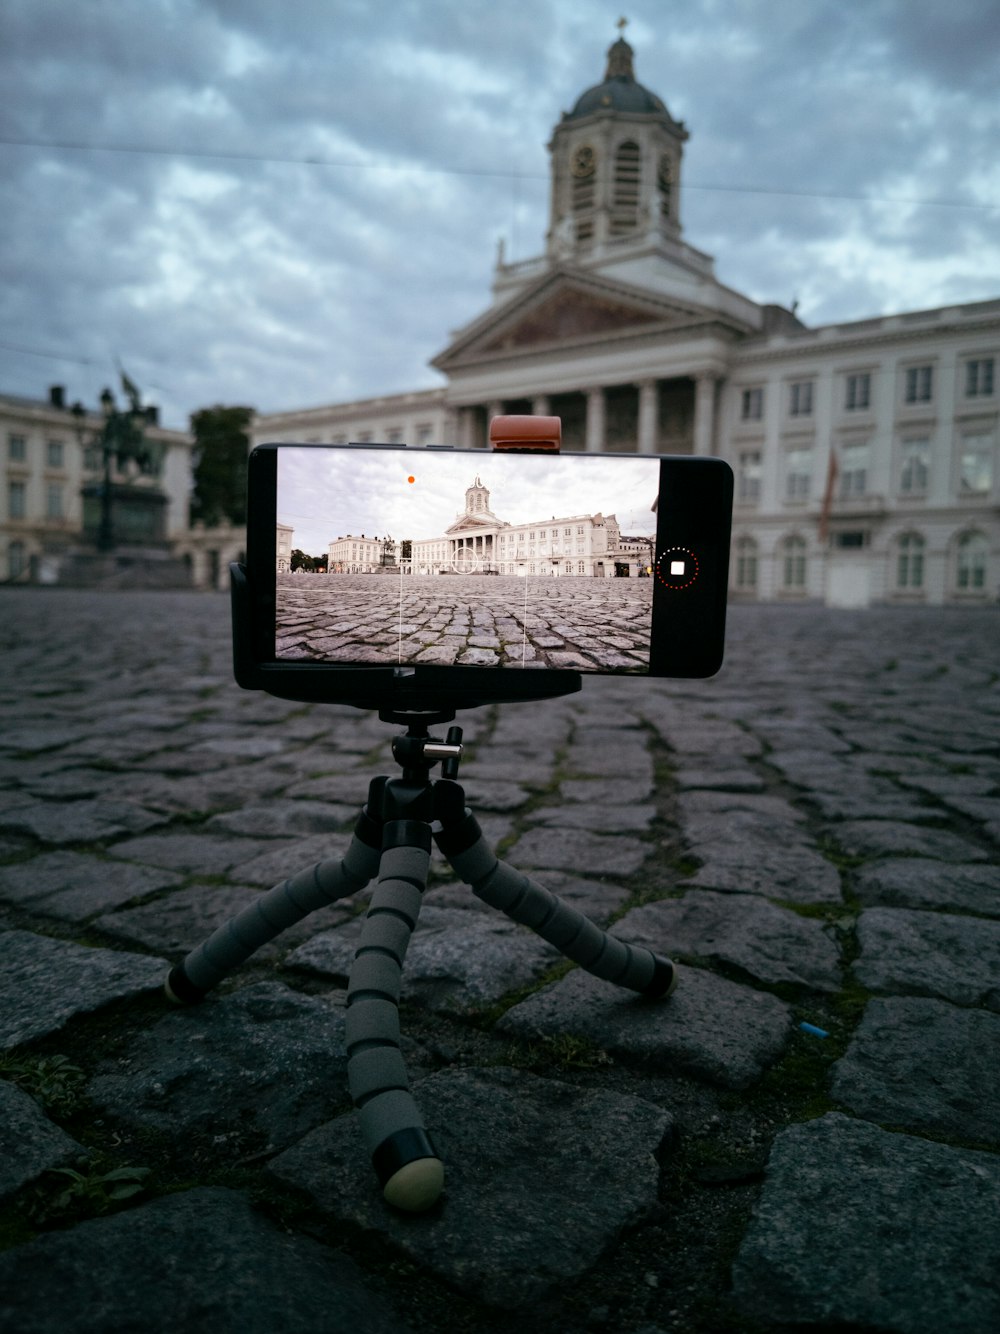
[408,475,415,484]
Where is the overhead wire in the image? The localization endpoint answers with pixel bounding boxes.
[0,133,995,213]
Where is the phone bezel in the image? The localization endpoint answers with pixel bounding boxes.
[238,441,732,709]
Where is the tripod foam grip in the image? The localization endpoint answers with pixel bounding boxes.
[447,838,677,999]
[165,835,381,1002]
[345,841,444,1213]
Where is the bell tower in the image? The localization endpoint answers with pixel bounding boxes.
[464,475,491,515]
[546,24,689,262]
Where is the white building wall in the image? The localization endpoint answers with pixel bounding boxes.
[1,390,193,582]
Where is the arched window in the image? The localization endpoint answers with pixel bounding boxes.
[734,536,758,592]
[611,140,641,235]
[896,532,925,590]
[782,535,807,590]
[955,531,989,592]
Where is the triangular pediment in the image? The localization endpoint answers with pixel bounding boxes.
[444,513,505,536]
[433,268,719,370]
[483,285,661,352]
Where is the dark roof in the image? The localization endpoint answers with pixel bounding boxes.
[565,37,674,122]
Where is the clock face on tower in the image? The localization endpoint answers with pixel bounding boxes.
[571,143,596,178]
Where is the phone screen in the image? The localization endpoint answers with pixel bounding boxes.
[274,445,663,675]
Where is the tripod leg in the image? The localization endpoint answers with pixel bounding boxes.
[345,822,444,1213]
[165,824,381,1003]
[438,817,677,999]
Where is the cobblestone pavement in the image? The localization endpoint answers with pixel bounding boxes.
[276,572,653,670]
[1,588,999,1333]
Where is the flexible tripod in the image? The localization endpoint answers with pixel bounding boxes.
[164,711,678,1213]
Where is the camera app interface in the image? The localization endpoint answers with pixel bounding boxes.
[275,446,661,674]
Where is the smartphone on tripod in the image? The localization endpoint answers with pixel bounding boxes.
[234,439,733,713]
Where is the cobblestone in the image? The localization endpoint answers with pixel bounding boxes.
[0,590,998,1333]
[277,573,655,671]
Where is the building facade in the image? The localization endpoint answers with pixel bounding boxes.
[253,34,999,607]
[327,532,393,574]
[1,386,195,584]
[322,475,647,579]
[407,475,637,578]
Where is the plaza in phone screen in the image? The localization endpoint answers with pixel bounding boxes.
[274,447,663,674]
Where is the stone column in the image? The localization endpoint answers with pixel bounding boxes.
[487,401,504,432]
[532,395,551,416]
[442,405,460,445]
[637,380,659,454]
[585,387,605,453]
[694,375,717,456]
[457,409,476,450]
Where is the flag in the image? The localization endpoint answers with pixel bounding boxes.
[818,447,839,543]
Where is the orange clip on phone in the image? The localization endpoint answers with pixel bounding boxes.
[489,415,562,452]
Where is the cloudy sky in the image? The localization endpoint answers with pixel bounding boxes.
[3,0,998,431]
[277,444,660,552]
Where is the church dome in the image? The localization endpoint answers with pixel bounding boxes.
[566,36,669,120]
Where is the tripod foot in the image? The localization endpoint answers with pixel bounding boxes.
[383,1155,445,1213]
[647,955,679,1000]
[163,964,207,1006]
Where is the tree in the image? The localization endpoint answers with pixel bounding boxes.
[189,405,253,527]
[290,550,327,572]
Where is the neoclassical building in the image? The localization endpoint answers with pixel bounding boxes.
[409,475,635,578]
[323,475,649,578]
[253,33,999,607]
[1,385,197,584]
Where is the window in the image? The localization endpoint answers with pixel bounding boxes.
[904,365,933,404]
[8,480,26,519]
[896,533,925,590]
[959,435,993,495]
[416,423,434,444]
[46,483,63,519]
[8,540,26,580]
[782,536,807,590]
[965,358,995,398]
[46,440,64,468]
[741,388,763,421]
[738,451,761,502]
[8,433,26,462]
[839,443,869,497]
[832,531,868,549]
[385,427,404,443]
[956,532,988,591]
[789,381,813,416]
[611,140,641,234]
[734,536,758,591]
[899,439,930,495]
[785,448,812,500]
[845,373,871,411]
